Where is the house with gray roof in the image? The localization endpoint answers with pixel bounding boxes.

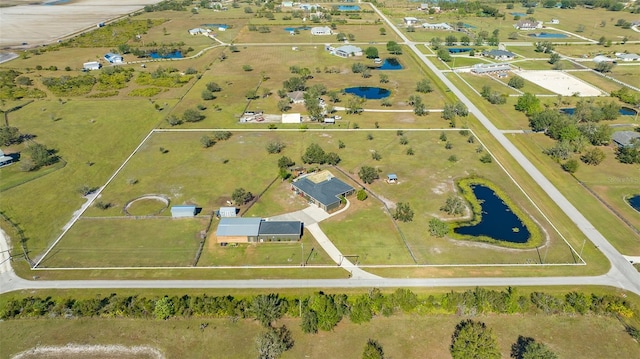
[216,217,303,243]
[482,49,516,61]
[612,131,640,148]
[615,53,640,62]
[0,149,13,167]
[291,170,355,212]
[334,45,363,58]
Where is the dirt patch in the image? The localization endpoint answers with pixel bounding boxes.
[12,344,164,359]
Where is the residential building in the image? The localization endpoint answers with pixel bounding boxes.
[471,63,511,74]
[83,61,101,71]
[281,1,294,7]
[482,49,516,61]
[188,28,209,35]
[257,221,303,242]
[612,131,640,148]
[287,91,305,104]
[291,170,355,212]
[171,205,196,218]
[104,52,123,63]
[616,53,640,62]
[422,22,453,30]
[311,26,332,36]
[0,149,13,167]
[404,17,419,26]
[549,19,559,24]
[514,20,542,30]
[334,45,362,58]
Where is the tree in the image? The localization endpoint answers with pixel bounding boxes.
[300,306,318,333]
[200,135,214,148]
[304,91,323,121]
[595,62,614,73]
[416,79,432,93]
[480,153,493,163]
[153,296,174,320]
[282,76,306,92]
[336,32,347,42]
[346,95,365,114]
[302,143,326,164]
[255,325,294,359]
[266,141,286,154]
[441,195,465,215]
[428,218,449,237]
[362,339,385,359]
[0,126,21,146]
[232,187,253,205]
[430,37,442,49]
[515,93,542,116]
[308,293,344,331]
[445,35,457,46]
[450,319,501,359]
[358,166,379,184]
[511,336,558,359]
[562,158,579,173]
[386,41,402,54]
[508,76,525,89]
[460,35,471,45]
[393,202,414,222]
[201,89,215,100]
[356,189,368,201]
[350,295,373,324]
[534,41,554,54]
[277,98,291,112]
[25,142,56,168]
[277,156,294,169]
[548,53,560,64]
[251,294,286,327]
[365,47,379,59]
[182,108,204,123]
[616,141,640,164]
[206,82,222,92]
[437,48,452,62]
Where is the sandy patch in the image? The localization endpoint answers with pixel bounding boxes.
[12,344,164,359]
[514,70,604,96]
[0,0,164,47]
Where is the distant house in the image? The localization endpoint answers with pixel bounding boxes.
[291,170,355,212]
[104,52,123,63]
[549,19,559,24]
[188,28,209,35]
[612,131,640,148]
[282,113,302,124]
[282,1,294,7]
[311,26,332,36]
[404,17,419,26]
[0,149,14,167]
[422,22,453,30]
[171,205,196,218]
[514,20,542,30]
[299,3,320,11]
[83,61,101,71]
[287,91,305,104]
[216,217,302,243]
[387,173,398,183]
[418,3,429,10]
[616,53,640,62]
[218,206,237,218]
[593,55,614,63]
[482,49,516,61]
[471,63,511,74]
[334,45,362,58]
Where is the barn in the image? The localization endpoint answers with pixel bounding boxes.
[171,205,196,218]
[216,217,262,243]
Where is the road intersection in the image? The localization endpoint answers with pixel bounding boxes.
[1,3,638,296]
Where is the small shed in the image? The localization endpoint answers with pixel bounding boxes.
[218,206,237,218]
[83,61,101,71]
[387,174,398,183]
[104,52,123,63]
[282,113,302,124]
[171,205,196,218]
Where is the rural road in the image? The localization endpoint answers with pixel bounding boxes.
[0,3,639,296]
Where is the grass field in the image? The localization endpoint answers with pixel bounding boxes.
[1,313,638,359]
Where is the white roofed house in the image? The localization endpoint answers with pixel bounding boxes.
[83,61,101,71]
[311,26,332,36]
[404,17,419,26]
[422,22,453,31]
[334,45,363,58]
[188,28,210,35]
[514,19,542,30]
[471,63,511,74]
[616,53,640,62]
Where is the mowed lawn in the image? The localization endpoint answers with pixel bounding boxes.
[1,314,638,359]
[39,218,207,268]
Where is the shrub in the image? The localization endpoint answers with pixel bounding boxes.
[356,189,368,201]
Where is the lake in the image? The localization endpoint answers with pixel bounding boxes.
[343,87,390,99]
[454,185,531,243]
[628,195,640,214]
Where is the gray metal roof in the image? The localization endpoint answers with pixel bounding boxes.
[292,176,354,207]
[485,49,515,58]
[259,221,302,236]
[336,45,362,54]
[216,217,262,236]
[612,131,640,147]
[219,207,237,217]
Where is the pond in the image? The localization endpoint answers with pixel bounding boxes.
[510,12,527,16]
[560,107,638,116]
[149,51,183,59]
[338,5,361,11]
[283,26,311,32]
[453,185,531,243]
[528,32,568,38]
[44,0,70,5]
[628,195,640,213]
[448,48,472,54]
[201,23,229,29]
[375,58,403,70]
[343,87,390,99]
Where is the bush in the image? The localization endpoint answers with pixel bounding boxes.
[266,141,286,154]
[428,218,449,237]
[393,202,414,222]
[562,159,579,173]
[356,189,368,201]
